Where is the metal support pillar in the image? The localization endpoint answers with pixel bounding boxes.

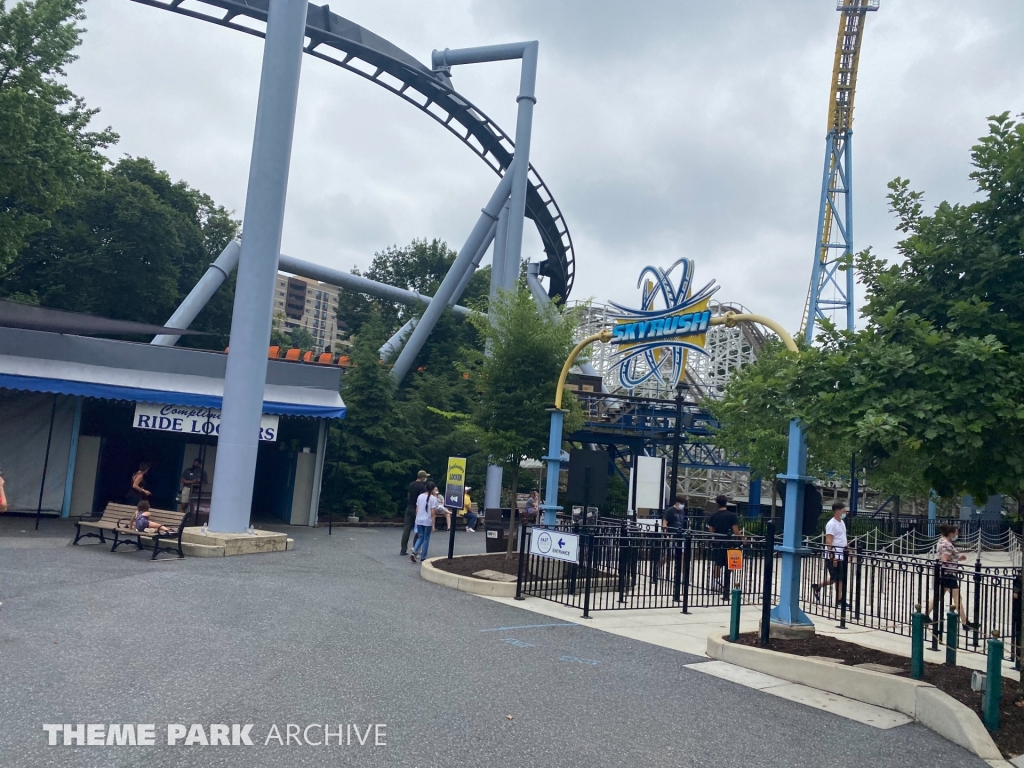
[502,42,538,287]
[490,200,510,301]
[526,261,551,309]
[770,419,814,630]
[152,241,241,346]
[451,220,497,307]
[805,131,855,342]
[541,408,566,526]
[485,464,503,511]
[208,0,307,533]
[928,490,937,538]
[391,167,514,383]
[747,477,761,516]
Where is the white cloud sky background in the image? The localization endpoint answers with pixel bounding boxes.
[65,0,1024,332]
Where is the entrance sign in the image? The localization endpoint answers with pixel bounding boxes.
[444,456,467,511]
[529,529,580,564]
[727,549,743,571]
[133,403,279,442]
[608,259,719,389]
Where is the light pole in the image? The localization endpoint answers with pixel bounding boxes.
[669,380,689,509]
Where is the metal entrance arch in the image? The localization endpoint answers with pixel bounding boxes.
[130,0,576,303]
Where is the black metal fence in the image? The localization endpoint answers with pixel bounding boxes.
[516,523,777,616]
[516,524,1022,662]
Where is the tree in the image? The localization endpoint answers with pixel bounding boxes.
[467,287,583,556]
[789,113,1024,499]
[0,0,116,270]
[320,315,413,518]
[287,325,316,353]
[2,157,239,348]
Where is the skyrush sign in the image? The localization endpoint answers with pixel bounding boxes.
[611,309,712,344]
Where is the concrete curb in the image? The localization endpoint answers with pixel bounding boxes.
[706,635,1010,765]
[420,556,517,598]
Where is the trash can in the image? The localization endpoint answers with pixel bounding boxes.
[483,507,520,553]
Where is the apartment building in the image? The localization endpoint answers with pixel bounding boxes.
[271,274,345,351]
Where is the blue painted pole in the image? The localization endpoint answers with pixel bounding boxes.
[748,477,762,518]
[927,490,937,538]
[770,419,814,630]
[60,396,82,518]
[541,408,565,526]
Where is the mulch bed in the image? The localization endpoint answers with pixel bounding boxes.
[431,552,522,578]
[735,631,1024,758]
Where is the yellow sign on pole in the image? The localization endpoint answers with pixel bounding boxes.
[444,457,467,511]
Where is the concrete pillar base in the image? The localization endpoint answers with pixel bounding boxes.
[181,527,292,557]
[767,620,816,640]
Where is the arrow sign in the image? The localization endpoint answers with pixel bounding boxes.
[529,530,579,564]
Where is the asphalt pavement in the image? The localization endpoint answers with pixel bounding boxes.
[0,516,987,768]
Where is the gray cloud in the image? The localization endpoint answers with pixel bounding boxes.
[67,0,1024,332]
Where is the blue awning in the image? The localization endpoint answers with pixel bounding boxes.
[0,370,344,420]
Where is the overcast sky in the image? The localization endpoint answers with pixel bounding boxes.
[66,0,1024,332]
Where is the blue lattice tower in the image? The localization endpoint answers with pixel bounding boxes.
[800,0,879,343]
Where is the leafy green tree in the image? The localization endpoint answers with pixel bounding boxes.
[320,315,413,518]
[790,113,1024,499]
[0,0,116,270]
[287,325,316,353]
[467,287,583,555]
[2,157,238,347]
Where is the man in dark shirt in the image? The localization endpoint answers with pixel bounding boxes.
[707,494,740,590]
[178,459,208,514]
[400,470,428,555]
[661,494,686,534]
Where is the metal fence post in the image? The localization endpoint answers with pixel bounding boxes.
[673,539,683,604]
[514,523,529,601]
[761,522,776,647]
[681,531,692,614]
[972,557,982,649]
[729,587,742,642]
[582,533,595,620]
[983,632,1003,732]
[617,521,628,604]
[854,541,863,621]
[931,561,942,651]
[911,605,925,679]
[945,609,959,666]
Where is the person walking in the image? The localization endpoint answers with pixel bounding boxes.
[178,458,208,516]
[411,481,438,563]
[0,473,7,512]
[127,463,152,505]
[926,524,979,630]
[400,470,428,556]
[812,502,849,608]
[707,495,740,591]
[657,494,687,580]
[464,486,477,532]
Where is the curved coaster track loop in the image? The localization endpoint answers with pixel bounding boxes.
[131,0,576,302]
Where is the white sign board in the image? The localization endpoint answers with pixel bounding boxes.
[132,404,279,442]
[628,455,666,512]
[529,529,580,564]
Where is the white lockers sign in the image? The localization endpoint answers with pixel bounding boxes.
[628,455,666,513]
[132,404,279,442]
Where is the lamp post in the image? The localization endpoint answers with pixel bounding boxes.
[669,380,689,509]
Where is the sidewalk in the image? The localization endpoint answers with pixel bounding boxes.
[481,594,1021,681]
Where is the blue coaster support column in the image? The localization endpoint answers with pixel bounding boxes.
[541,408,565,527]
[770,419,814,630]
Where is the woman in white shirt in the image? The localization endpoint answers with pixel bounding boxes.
[411,482,438,563]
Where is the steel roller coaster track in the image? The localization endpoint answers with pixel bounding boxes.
[130,0,576,302]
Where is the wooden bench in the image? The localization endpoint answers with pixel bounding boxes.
[73,503,186,560]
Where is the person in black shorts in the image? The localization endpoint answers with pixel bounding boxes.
[707,495,740,590]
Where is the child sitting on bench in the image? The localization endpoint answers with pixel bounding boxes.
[133,501,176,534]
